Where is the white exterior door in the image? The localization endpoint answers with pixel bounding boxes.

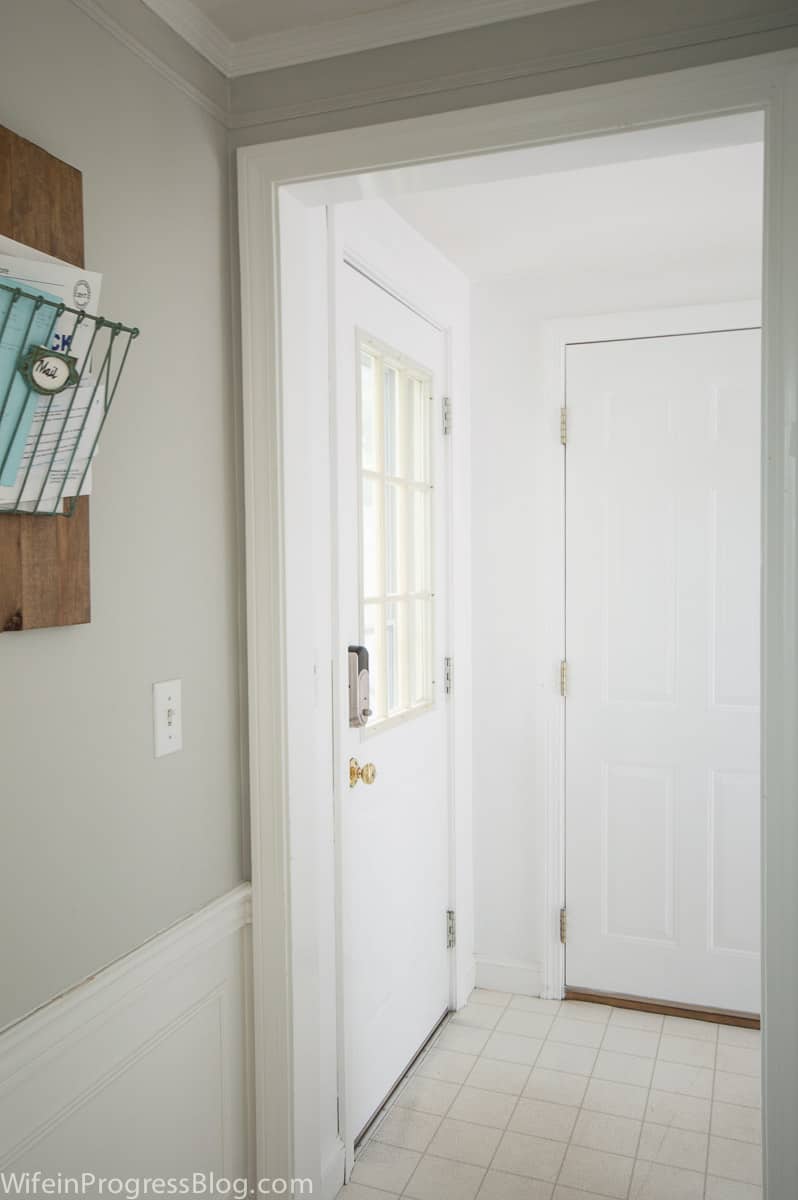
[334,258,451,1141]
[564,326,761,1013]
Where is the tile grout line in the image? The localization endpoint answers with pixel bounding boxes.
[551,1003,643,1199]
[626,1009,678,1198]
[345,996,760,1198]
[703,1026,720,1199]
[479,999,657,1199]
[460,1015,725,1055]
[462,989,539,1199]
[397,990,514,1199]
[504,999,616,1198]
[546,1012,598,1198]
[357,1011,458,1179]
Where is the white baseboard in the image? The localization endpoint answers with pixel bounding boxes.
[0,885,253,1176]
[457,952,477,1009]
[474,957,543,997]
[322,1138,346,1200]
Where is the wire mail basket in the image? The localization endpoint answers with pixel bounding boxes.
[0,278,138,516]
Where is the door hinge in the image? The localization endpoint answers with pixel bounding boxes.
[560,659,568,697]
[559,907,568,945]
[447,909,457,949]
[560,407,567,446]
[442,395,452,436]
[444,656,453,696]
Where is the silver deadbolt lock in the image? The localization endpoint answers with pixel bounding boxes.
[348,645,372,728]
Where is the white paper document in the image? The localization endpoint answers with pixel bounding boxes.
[0,235,72,264]
[0,379,104,511]
[0,242,103,372]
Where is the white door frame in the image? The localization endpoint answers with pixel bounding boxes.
[538,300,763,1004]
[269,189,472,1192]
[237,50,798,1198]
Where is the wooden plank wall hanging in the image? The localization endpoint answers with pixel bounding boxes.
[0,125,90,632]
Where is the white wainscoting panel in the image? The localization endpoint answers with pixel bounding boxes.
[0,886,252,1181]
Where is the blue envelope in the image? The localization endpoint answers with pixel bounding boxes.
[0,278,62,486]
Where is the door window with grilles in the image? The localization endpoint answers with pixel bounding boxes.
[359,337,435,726]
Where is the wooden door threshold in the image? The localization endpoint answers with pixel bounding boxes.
[565,987,760,1029]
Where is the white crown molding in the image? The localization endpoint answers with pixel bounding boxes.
[69,0,229,122]
[141,0,594,78]
[70,1,798,132]
[139,0,234,74]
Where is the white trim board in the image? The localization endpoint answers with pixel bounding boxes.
[237,51,798,1197]
[228,7,798,140]
[475,958,543,997]
[64,0,798,140]
[139,0,595,77]
[0,885,252,1173]
[538,301,763,1002]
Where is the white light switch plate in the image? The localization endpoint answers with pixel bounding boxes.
[153,679,183,758]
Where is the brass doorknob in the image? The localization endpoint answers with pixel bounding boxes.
[350,757,377,788]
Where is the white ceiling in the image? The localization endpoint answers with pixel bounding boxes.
[141,0,596,75]
[387,135,764,312]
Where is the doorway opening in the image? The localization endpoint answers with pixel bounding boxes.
[278,107,765,1196]
[237,45,798,1190]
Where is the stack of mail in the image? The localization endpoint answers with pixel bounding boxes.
[0,379,104,511]
[0,237,103,510]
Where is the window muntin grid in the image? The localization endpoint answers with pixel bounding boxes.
[358,337,435,726]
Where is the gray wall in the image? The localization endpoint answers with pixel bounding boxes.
[1,0,795,1035]
[0,0,243,1031]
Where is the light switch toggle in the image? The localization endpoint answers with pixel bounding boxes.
[153,679,183,757]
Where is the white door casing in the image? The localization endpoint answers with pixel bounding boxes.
[239,56,798,1198]
[564,324,761,1012]
[332,212,452,1145]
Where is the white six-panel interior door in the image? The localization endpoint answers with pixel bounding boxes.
[564,324,761,1014]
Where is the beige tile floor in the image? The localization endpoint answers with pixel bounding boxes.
[337,990,762,1200]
